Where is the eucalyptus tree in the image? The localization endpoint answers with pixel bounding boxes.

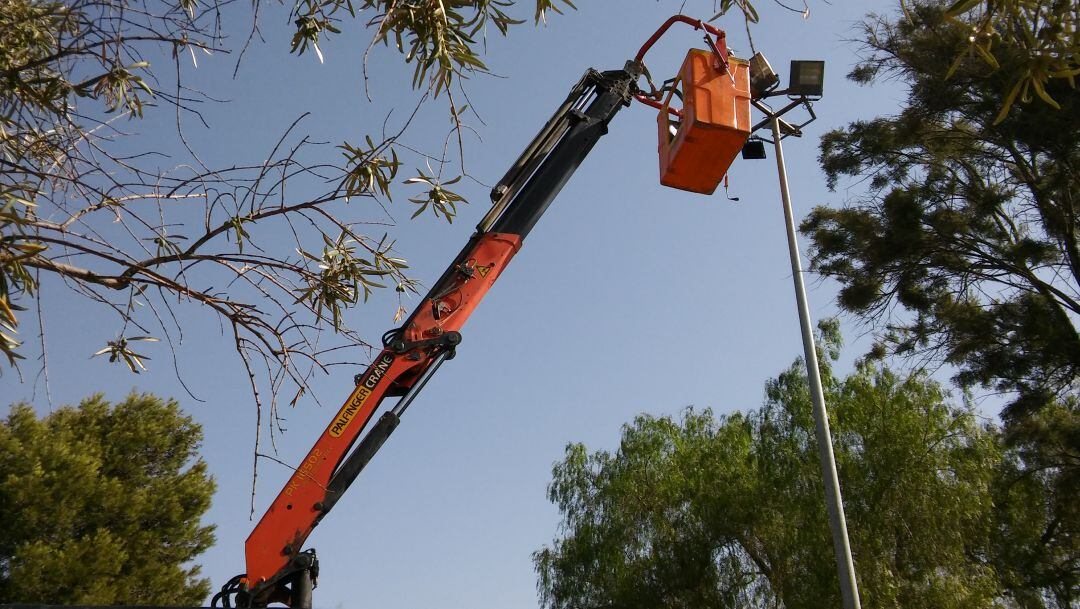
[1,0,574,416]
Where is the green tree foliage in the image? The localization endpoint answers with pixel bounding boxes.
[799,4,1079,603]
[801,0,1079,420]
[535,332,1072,608]
[0,0,573,413]
[0,393,216,604]
[943,0,1080,122]
[992,402,1080,607]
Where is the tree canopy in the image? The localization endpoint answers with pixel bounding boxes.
[799,8,1079,590]
[0,0,576,421]
[801,0,1079,420]
[943,0,1079,123]
[0,393,216,604]
[535,329,1074,608]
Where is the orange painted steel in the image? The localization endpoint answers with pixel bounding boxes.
[227,18,758,605]
[657,50,751,194]
[243,232,523,590]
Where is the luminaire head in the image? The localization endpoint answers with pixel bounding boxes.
[741,138,767,160]
[748,52,780,97]
[788,60,825,97]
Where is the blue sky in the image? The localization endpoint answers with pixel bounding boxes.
[2,1,909,607]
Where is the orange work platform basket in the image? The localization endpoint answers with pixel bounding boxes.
[657,50,751,195]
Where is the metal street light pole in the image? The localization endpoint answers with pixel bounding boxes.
[769,115,862,609]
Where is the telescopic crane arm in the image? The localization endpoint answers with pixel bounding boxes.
[219,15,745,607]
[216,61,642,609]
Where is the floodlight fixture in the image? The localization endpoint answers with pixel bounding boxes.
[788,60,825,97]
[741,138,767,160]
[748,52,779,97]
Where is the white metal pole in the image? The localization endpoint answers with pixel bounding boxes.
[770,116,862,609]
